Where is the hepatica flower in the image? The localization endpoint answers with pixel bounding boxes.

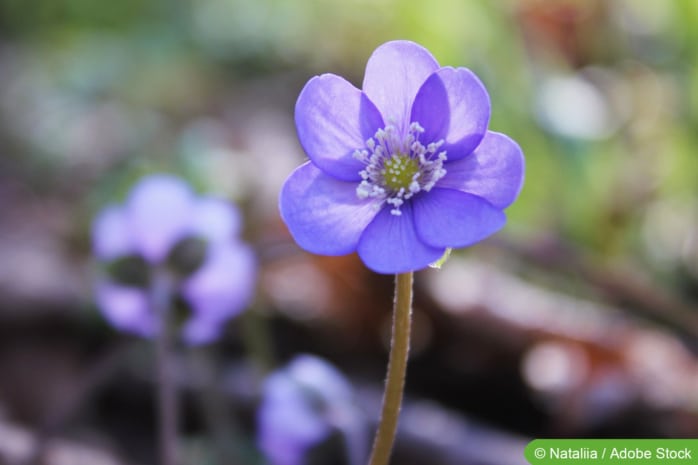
[280,40,524,273]
[92,174,256,345]
[257,355,366,465]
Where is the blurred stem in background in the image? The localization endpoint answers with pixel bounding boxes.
[188,348,250,465]
[368,272,413,465]
[152,271,179,465]
[240,304,275,374]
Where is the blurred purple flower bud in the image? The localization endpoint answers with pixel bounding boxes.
[91,174,256,345]
[257,355,367,465]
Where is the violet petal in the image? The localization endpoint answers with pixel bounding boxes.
[188,196,241,243]
[411,67,491,161]
[181,241,256,330]
[279,162,379,256]
[126,175,195,263]
[438,131,525,208]
[181,315,224,346]
[95,282,156,337]
[413,188,506,248]
[92,205,134,260]
[362,40,439,132]
[295,74,384,181]
[357,203,445,274]
[258,372,330,465]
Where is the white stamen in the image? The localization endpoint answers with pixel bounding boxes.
[353,122,448,215]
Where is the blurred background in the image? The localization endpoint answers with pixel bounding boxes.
[1,0,698,464]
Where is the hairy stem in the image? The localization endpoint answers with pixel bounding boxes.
[367,272,413,465]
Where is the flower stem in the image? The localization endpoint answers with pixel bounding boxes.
[367,272,413,465]
[152,272,178,465]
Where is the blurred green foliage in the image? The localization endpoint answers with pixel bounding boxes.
[1,0,698,291]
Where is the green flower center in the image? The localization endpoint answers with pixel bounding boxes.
[382,153,420,191]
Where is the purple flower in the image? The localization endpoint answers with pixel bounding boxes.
[257,355,366,465]
[280,40,525,273]
[92,174,256,345]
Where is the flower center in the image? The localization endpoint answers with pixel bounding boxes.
[354,122,447,216]
[383,153,420,191]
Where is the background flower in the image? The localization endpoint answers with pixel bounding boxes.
[280,40,524,273]
[92,174,256,345]
[257,355,367,465]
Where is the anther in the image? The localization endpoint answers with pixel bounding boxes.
[354,122,448,215]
